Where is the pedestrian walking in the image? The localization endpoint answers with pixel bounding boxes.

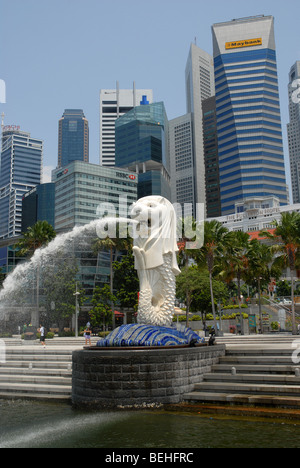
[84,327,92,346]
[38,325,46,348]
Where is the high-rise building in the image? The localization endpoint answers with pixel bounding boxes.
[100,83,153,166]
[202,96,221,218]
[185,44,215,211]
[52,161,138,232]
[212,15,289,215]
[22,183,56,232]
[0,126,43,239]
[287,61,300,204]
[58,109,89,168]
[169,114,195,215]
[115,101,171,201]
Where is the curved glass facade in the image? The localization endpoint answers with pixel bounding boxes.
[115,102,171,201]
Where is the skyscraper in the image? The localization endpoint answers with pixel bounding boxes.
[0,126,43,239]
[212,15,289,215]
[100,83,153,167]
[185,44,215,211]
[115,101,171,200]
[169,114,195,215]
[58,109,89,168]
[52,161,138,232]
[288,61,300,204]
[202,96,221,218]
[22,183,56,232]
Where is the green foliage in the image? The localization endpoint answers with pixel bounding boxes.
[276,280,291,297]
[16,221,56,258]
[36,332,55,339]
[176,267,229,318]
[89,284,117,328]
[113,248,139,310]
[41,253,86,328]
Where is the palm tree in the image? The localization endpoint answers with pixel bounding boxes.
[16,221,56,257]
[245,239,280,333]
[195,220,229,333]
[93,235,131,329]
[260,212,300,335]
[219,230,250,303]
[16,221,56,327]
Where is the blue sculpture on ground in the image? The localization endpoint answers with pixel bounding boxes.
[97,324,204,348]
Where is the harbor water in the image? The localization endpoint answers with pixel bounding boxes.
[1,399,300,449]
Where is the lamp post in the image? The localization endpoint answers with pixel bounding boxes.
[254,277,263,334]
[73,284,80,338]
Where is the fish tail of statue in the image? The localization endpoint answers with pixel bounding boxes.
[136,253,176,328]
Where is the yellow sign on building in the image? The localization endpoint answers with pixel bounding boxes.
[225,38,263,50]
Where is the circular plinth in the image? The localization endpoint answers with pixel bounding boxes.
[72,344,226,409]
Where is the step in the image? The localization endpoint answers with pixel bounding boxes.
[203,372,300,386]
[0,382,71,396]
[211,364,299,374]
[3,354,72,362]
[0,392,71,401]
[0,367,71,377]
[226,348,295,356]
[0,361,72,370]
[220,356,298,365]
[193,381,300,396]
[0,374,71,386]
[183,391,300,408]
[5,348,74,355]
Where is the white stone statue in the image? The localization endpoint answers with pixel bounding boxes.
[130,196,181,327]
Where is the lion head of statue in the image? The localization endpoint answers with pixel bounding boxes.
[130,196,180,275]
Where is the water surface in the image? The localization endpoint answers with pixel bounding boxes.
[0,400,300,449]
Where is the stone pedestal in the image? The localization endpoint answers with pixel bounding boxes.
[72,344,225,409]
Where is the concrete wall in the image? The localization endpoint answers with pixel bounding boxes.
[72,344,226,409]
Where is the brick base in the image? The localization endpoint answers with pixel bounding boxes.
[72,345,226,409]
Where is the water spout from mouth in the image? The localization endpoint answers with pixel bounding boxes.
[0,216,136,321]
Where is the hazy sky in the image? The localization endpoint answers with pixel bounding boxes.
[1,0,300,188]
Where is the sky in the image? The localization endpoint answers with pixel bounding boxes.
[1,0,300,188]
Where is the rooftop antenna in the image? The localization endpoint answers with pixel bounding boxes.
[1,112,4,130]
[194,37,197,46]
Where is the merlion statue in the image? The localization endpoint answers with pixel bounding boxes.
[130,196,181,327]
[97,195,205,347]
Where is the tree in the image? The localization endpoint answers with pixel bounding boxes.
[194,220,230,332]
[89,285,117,330]
[260,212,300,335]
[93,235,131,329]
[42,253,85,332]
[15,221,56,327]
[245,239,280,333]
[16,221,56,257]
[219,231,250,302]
[113,248,139,311]
[176,266,203,327]
[190,269,229,326]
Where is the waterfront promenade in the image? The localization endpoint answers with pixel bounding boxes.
[1,334,300,417]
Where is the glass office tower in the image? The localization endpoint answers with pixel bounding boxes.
[287,61,300,204]
[115,101,171,200]
[0,127,43,239]
[202,96,222,218]
[52,161,138,232]
[22,183,56,232]
[100,83,153,167]
[212,15,288,215]
[58,109,89,168]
